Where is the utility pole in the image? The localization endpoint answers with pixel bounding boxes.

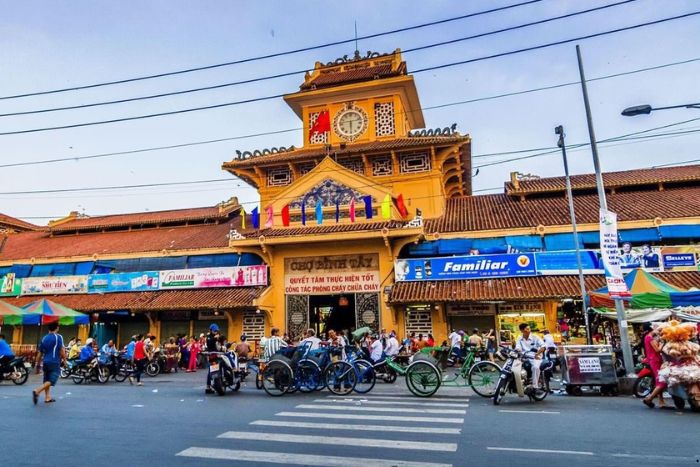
[576,44,634,375]
[555,125,591,345]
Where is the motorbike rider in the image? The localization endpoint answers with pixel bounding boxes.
[100,339,119,378]
[300,328,322,351]
[515,323,545,389]
[0,334,15,368]
[205,324,224,394]
[235,334,251,360]
[368,334,384,364]
[68,338,82,360]
[79,338,97,367]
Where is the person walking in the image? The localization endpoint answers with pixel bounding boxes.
[187,337,200,372]
[642,323,666,409]
[32,322,65,405]
[131,334,148,386]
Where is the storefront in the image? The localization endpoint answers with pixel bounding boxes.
[447,303,497,338]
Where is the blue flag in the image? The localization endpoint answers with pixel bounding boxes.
[315,201,323,225]
[301,203,306,226]
[363,195,373,219]
[251,207,260,229]
[335,199,340,223]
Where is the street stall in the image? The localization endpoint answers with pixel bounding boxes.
[560,345,619,396]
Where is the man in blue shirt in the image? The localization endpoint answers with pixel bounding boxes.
[79,338,96,363]
[33,322,65,405]
[0,333,15,368]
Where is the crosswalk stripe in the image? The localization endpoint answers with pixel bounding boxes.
[295,404,466,414]
[319,398,468,408]
[276,411,464,424]
[328,395,470,403]
[250,420,462,434]
[177,447,452,467]
[217,431,458,452]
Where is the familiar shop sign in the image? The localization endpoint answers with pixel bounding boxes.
[395,254,537,281]
[284,254,380,295]
[21,275,88,295]
[160,265,267,289]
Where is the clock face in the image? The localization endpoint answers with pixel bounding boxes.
[333,106,368,141]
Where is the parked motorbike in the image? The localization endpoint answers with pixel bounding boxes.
[493,348,552,405]
[633,358,654,398]
[145,348,163,377]
[206,350,243,396]
[71,357,109,385]
[0,356,30,385]
[371,359,397,383]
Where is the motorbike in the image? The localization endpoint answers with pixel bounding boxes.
[71,356,109,385]
[145,348,163,377]
[0,356,30,385]
[206,350,243,396]
[633,358,654,398]
[667,382,700,412]
[493,348,553,405]
[60,358,80,379]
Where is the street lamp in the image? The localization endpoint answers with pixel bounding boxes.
[622,102,700,116]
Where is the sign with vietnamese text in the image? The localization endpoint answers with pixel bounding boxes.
[88,272,160,293]
[284,254,380,295]
[159,265,267,289]
[21,275,88,295]
[578,357,602,373]
[395,253,536,281]
[599,209,630,298]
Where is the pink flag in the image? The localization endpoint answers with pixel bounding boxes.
[349,198,356,223]
[265,205,273,229]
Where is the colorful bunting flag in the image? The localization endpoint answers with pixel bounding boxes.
[349,198,356,223]
[301,202,307,226]
[395,194,409,218]
[240,206,246,229]
[335,199,340,223]
[251,207,260,229]
[381,194,391,219]
[265,205,273,229]
[363,195,373,219]
[281,205,290,227]
[315,201,323,225]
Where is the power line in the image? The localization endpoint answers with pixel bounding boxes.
[0,1,637,118]
[0,0,544,101]
[0,178,233,195]
[653,157,700,168]
[1,11,698,137]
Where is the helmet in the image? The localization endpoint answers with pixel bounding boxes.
[458,330,465,336]
[85,338,94,345]
[240,334,247,341]
[209,324,220,332]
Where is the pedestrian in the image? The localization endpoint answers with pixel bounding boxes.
[484,329,497,362]
[131,334,148,386]
[642,323,666,409]
[426,333,435,347]
[165,337,179,373]
[468,328,483,348]
[187,337,200,372]
[32,322,65,405]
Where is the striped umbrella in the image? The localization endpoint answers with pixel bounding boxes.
[21,298,90,325]
[0,299,32,325]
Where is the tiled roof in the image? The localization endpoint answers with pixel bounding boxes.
[0,218,240,261]
[224,135,470,168]
[300,63,406,91]
[238,220,406,239]
[506,165,700,195]
[4,287,264,311]
[49,204,239,232]
[427,186,700,233]
[389,271,700,303]
[0,214,39,231]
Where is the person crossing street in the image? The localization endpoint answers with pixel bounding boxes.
[32,322,65,405]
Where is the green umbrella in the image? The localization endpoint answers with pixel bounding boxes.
[351,326,372,342]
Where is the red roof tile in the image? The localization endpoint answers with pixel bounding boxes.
[300,63,406,91]
[0,218,240,261]
[4,287,264,311]
[506,165,700,195]
[0,213,39,231]
[427,186,700,233]
[389,271,700,303]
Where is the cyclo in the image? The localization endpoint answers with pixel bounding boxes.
[261,343,356,396]
[385,344,501,397]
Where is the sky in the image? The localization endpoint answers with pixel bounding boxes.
[1,0,699,224]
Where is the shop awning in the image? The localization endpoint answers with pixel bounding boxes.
[543,233,583,251]
[659,224,700,239]
[505,235,542,251]
[618,228,660,243]
[592,307,700,323]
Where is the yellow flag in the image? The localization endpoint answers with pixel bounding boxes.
[240,206,246,229]
[381,194,391,219]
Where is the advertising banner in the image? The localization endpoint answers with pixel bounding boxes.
[21,275,88,295]
[599,209,630,298]
[659,246,699,271]
[284,254,380,295]
[88,272,160,293]
[395,253,537,282]
[0,274,22,297]
[535,250,602,275]
[159,265,267,290]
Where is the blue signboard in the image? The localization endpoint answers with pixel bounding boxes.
[395,253,537,281]
[88,272,159,293]
[662,253,696,268]
[535,250,603,274]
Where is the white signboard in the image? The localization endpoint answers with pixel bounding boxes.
[599,209,630,298]
[284,254,380,295]
[21,275,88,295]
[578,357,602,373]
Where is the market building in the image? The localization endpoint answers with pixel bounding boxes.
[1,49,699,349]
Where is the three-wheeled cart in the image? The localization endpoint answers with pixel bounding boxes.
[560,345,619,396]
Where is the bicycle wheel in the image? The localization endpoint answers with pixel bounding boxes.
[352,360,376,394]
[468,361,501,398]
[297,360,322,393]
[324,361,356,395]
[262,360,293,396]
[406,361,441,397]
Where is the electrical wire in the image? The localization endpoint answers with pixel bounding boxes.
[1,11,698,137]
[0,0,544,101]
[0,0,638,118]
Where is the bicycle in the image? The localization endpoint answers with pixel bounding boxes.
[261,344,324,396]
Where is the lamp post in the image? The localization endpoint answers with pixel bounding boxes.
[576,44,635,376]
[622,102,700,116]
[555,125,591,345]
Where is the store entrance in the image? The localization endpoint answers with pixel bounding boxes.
[309,294,356,336]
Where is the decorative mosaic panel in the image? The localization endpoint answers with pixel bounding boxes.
[297,162,315,176]
[371,156,393,176]
[356,293,380,333]
[338,157,365,175]
[267,167,292,187]
[286,295,309,342]
[405,306,433,337]
[242,309,265,340]
[374,102,395,137]
[289,179,365,209]
[308,111,329,145]
[399,153,431,174]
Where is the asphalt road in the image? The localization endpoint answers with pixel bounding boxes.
[1,370,698,467]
